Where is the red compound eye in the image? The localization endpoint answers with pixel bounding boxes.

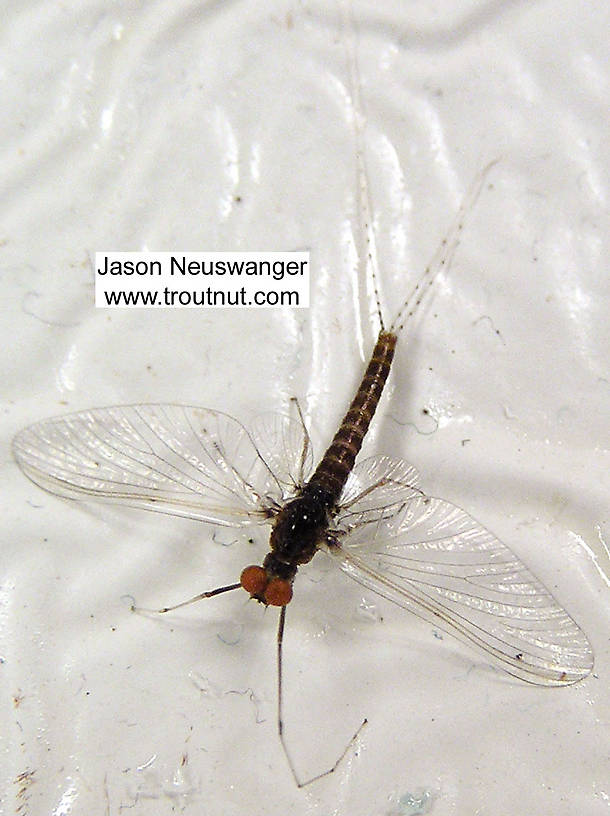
[240,566,292,606]
[264,578,293,607]
[240,565,268,597]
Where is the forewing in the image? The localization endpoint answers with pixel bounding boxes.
[249,405,314,489]
[327,494,593,685]
[13,404,286,526]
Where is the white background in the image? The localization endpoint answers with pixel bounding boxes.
[2,1,608,814]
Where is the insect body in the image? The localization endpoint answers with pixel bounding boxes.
[241,331,396,607]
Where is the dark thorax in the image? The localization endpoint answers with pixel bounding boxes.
[265,483,336,581]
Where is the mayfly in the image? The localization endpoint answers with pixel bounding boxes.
[12,166,593,786]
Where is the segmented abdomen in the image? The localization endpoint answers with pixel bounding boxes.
[308,330,397,498]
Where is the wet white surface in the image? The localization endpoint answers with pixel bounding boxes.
[2,1,608,814]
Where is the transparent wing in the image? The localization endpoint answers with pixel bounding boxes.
[327,492,593,685]
[337,455,421,521]
[249,402,314,489]
[12,404,296,526]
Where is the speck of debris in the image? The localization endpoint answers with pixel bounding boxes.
[15,768,36,804]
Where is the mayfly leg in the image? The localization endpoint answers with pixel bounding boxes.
[131,582,241,614]
[276,605,367,788]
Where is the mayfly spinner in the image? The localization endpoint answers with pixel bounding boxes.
[13,165,593,786]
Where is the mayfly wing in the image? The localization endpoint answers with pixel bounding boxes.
[249,400,314,490]
[327,488,593,686]
[12,404,295,527]
[336,455,422,522]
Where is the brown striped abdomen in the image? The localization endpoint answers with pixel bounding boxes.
[308,330,397,498]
